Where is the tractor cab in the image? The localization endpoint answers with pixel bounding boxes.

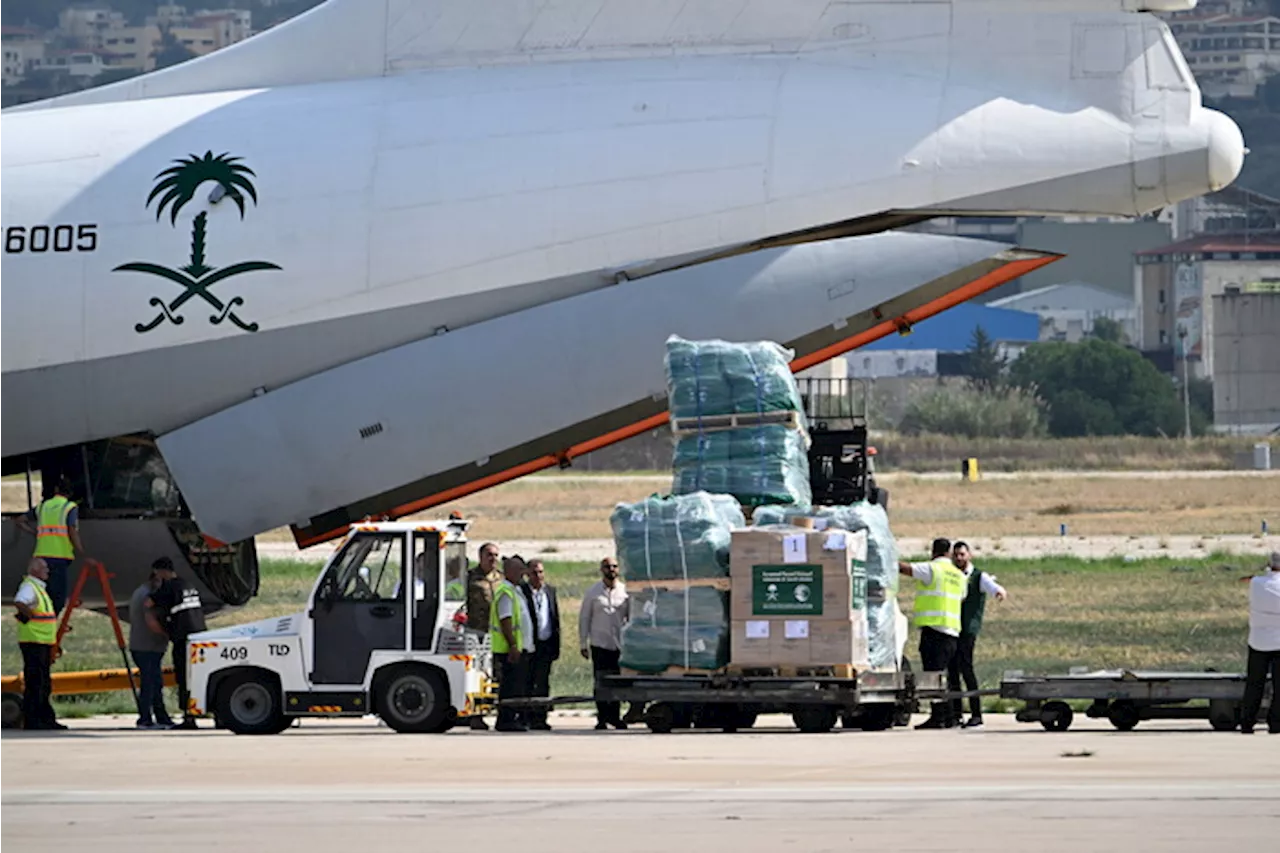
[189,518,494,734]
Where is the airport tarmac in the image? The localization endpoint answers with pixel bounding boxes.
[3,714,1276,852]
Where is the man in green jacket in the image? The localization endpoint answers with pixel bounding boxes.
[949,541,1008,730]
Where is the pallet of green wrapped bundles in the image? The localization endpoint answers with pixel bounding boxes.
[611,492,744,674]
[664,335,813,509]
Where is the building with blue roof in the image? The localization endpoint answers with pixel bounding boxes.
[848,302,1040,378]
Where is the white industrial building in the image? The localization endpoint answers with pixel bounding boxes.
[990,282,1137,344]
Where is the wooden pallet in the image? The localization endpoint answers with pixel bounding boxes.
[725,663,858,680]
[620,666,726,678]
[627,576,731,591]
[620,663,858,680]
[670,409,804,436]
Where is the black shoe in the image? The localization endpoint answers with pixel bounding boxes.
[469,716,490,730]
[594,721,609,731]
[961,717,985,730]
[529,722,552,731]
[914,717,950,730]
[169,719,198,730]
[495,723,528,732]
[49,722,69,730]
[611,721,628,730]
[1241,725,1255,734]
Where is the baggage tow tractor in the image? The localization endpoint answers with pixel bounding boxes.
[188,520,495,734]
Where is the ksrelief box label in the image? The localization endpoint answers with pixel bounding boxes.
[752,564,824,616]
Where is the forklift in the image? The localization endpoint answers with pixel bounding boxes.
[797,377,887,511]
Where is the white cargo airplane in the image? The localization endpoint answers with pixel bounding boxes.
[0,0,1243,607]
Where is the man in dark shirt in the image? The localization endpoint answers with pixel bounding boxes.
[129,567,173,729]
[146,558,207,730]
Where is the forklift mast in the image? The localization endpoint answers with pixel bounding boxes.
[797,377,885,509]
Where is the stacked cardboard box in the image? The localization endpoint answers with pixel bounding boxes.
[751,502,899,669]
[728,526,870,669]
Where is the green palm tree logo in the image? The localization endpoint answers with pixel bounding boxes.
[114,151,281,333]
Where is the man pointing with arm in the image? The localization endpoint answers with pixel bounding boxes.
[899,537,967,729]
[950,541,1007,730]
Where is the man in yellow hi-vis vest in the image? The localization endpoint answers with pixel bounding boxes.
[899,537,968,729]
[13,557,65,730]
[16,476,86,614]
[489,555,534,732]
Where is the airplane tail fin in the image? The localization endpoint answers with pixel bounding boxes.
[10,0,1191,111]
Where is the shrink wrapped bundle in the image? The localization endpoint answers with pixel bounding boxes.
[671,427,812,508]
[609,492,744,582]
[619,587,730,672]
[664,336,804,419]
[664,336,812,508]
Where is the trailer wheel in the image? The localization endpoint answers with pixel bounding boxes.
[1107,701,1141,732]
[792,706,839,733]
[2,692,23,730]
[1040,701,1074,732]
[378,666,449,733]
[859,704,898,732]
[894,658,915,727]
[645,702,676,734]
[217,672,288,735]
[1208,699,1240,732]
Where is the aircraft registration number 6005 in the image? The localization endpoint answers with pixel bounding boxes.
[5,224,98,254]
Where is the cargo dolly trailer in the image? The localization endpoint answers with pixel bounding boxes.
[1000,669,1273,732]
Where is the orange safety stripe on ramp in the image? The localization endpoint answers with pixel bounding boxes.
[292,251,1059,548]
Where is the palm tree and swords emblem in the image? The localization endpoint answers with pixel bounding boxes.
[114,151,280,333]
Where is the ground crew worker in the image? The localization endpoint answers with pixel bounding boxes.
[15,476,85,614]
[146,558,206,730]
[949,541,1008,730]
[899,537,967,729]
[1240,550,1280,735]
[129,567,173,729]
[490,555,534,732]
[464,542,503,730]
[13,557,64,730]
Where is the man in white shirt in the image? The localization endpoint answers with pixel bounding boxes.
[1241,550,1280,735]
[521,559,560,731]
[950,541,1008,730]
[579,557,631,730]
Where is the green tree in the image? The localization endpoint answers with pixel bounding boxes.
[1009,338,1185,437]
[963,325,1005,392]
[1090,316,1127,344]
[152,26,196,70]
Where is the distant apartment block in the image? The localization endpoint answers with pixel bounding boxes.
[1166,0,1280,98]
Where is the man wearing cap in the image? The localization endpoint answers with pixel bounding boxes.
[146,558,207,730]
[129,565,173,729]
[12,557,64,730]
[1240,550,1280,734]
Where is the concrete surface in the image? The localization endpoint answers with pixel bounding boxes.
[4,714,1277,852]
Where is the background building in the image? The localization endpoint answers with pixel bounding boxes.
[1212,289,1280,433]
[1135,233,1280,378]
[847,302,1039,379]
[990,282,1137,344]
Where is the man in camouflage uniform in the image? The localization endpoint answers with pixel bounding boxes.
[465,542,503,730]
